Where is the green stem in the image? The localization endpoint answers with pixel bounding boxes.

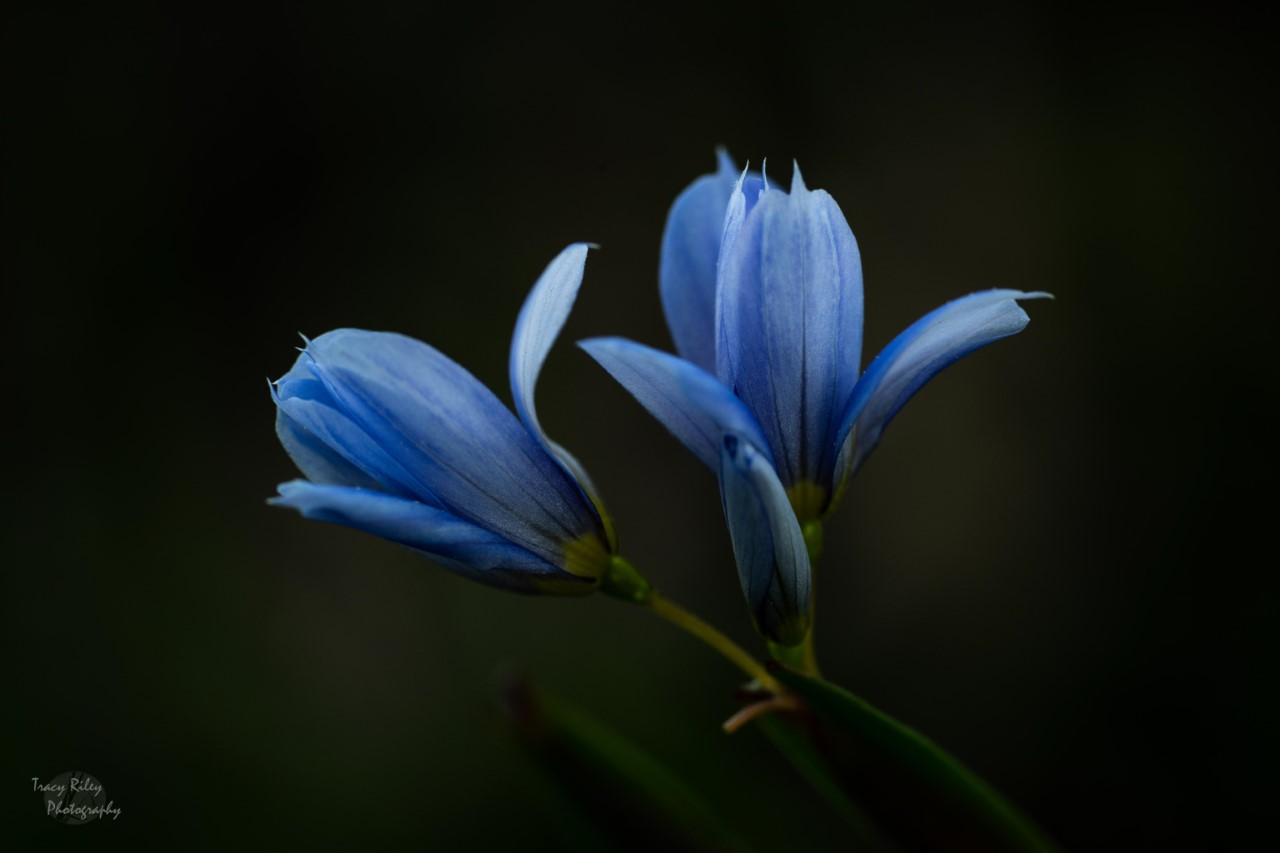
[600,555,779,693]
[769,636,821,676]
[645,594,781,694]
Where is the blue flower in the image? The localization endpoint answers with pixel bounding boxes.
[271,244,616,595]
[582,153,1048,643]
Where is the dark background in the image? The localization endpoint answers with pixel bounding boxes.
[4,3,1271,849]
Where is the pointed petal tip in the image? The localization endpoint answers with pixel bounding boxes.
[960,288,1054,303]
[832,287,1050,480]
[715,147,736,175]
[790,160,806,193]
[553,242,594,263]
[576,335,618,354]
[268,479,305,506]
[973,288,1051,302]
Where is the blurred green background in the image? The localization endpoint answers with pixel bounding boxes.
[3,2,1270,849]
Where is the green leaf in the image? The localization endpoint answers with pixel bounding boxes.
[754,712,899,850]
[502,675,753,852]
[767,667,1058,853]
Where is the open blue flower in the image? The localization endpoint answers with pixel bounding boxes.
[271,244,616,595]
[582,154,1048,642]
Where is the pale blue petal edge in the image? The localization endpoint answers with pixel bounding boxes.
[834,290,1052,479]
[271,480,586,593]
[579,337,774,472]
[508,243,602,500]
[273,371,425,500]
[659,150,740,373]
[274,376,386,493]
[714,168,771,335]
[717,435,812,646]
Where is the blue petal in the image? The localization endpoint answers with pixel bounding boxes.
[660,150,766,374]
[659,150,737,373]
[509,243,602,499]
[716,176,864,493]
[718,435,811,645]
[271,480,593,594]
[273,362,381,491]
[273,365,424,499]
[580,336,773,472]
[299,329,603,566]
[834,290,1052,480]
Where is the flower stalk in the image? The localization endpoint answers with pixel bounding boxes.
[601,556,779,694]
[644,594,780,694]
